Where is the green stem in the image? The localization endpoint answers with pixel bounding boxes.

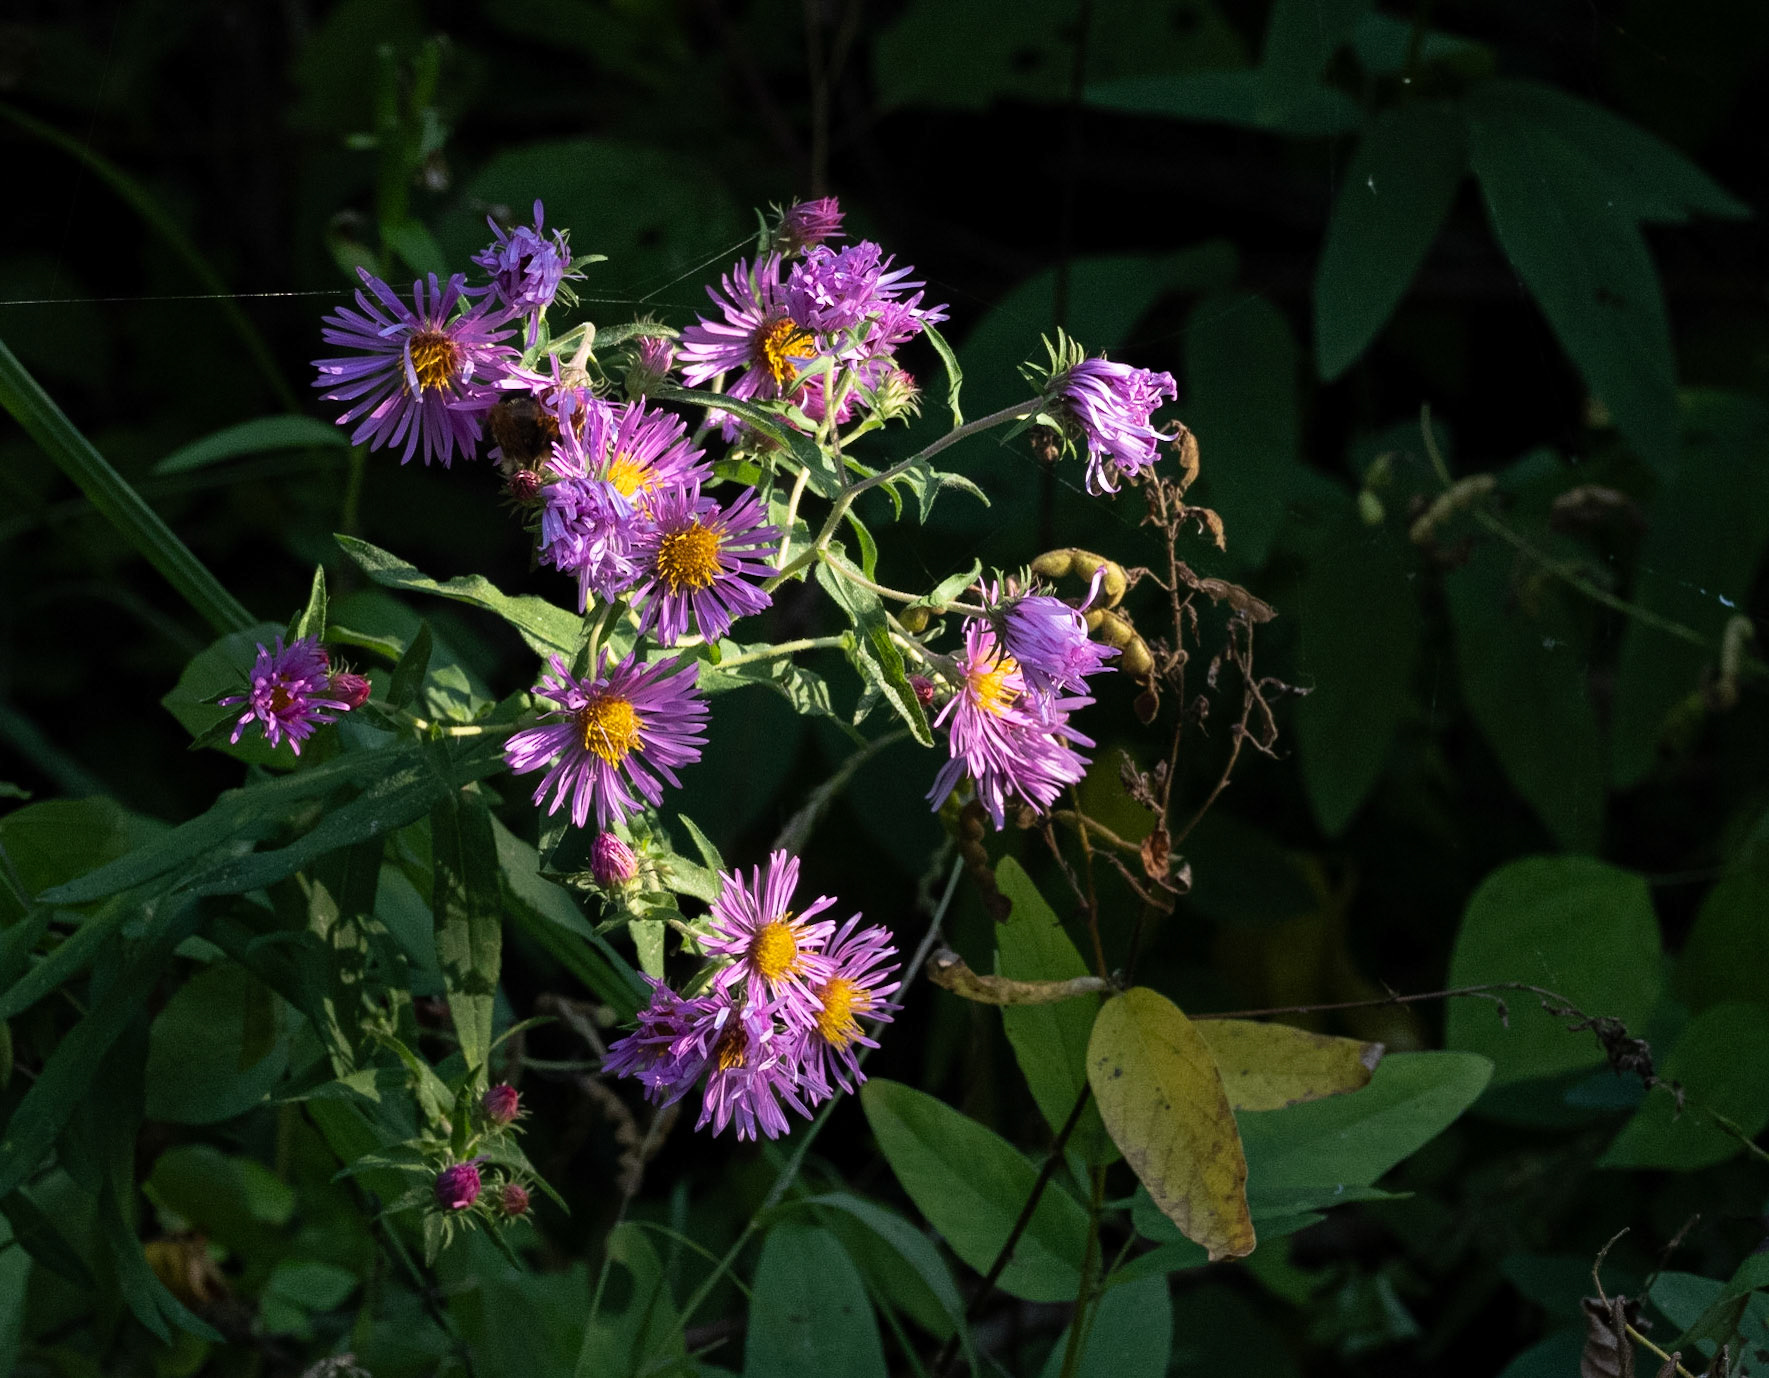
[0,339,255,636]
[1057,1167,1107,1378]
[711,635,847,670]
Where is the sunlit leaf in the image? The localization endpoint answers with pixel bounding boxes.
[1195,1018,1383,1110]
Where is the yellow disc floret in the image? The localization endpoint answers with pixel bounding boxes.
[407,330,461,393]
[750,920,802,982]
[714,1021,750,1071]
[605,451,653,498]
[656,522,722,593]
[813,976,867,1048]
[757,317,813,390]
[576,694,644,764]
[968,652,1020,717]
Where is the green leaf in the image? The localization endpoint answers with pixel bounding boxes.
[0,796,163,903]
[1315,103,1465,379]
[817,554,934,746]
[860,1078,1091,1303]
[1037,1273,1171,1378]
[293,564,329,643]
[744,1220,888,1378]
[656,385,843,497]
[1259,0,1372,94]
[0,338,256,636]
[0,908,123,1023]
[430,784,503,1080]
[1294,516,1422,833]
[1676,861,1769,1012]
[387,619,434,711]
[162,622,313,767]
[1600,1002,1769,1170]
[1649,1272,1769,1361]
[0,1186,95,1289]
[1445,546,1604,852]
[337,533,582,658]
[1087,987,1254,1262]
[152,413,348,475]
[1085,70,1362,136]
[146,963,291,1123]
[922,321,964,426]
[804,1193,968,1345]
[993,858,1114,1164]
[1445,857,1662,1087]
[574,1221,686,1378]
[1235,1051,1491,1191]
[1466,89,1679,469]
[1195,1019,1383,1111]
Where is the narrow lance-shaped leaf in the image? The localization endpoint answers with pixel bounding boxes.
[430,781,503,1081]
[817,551,934,746]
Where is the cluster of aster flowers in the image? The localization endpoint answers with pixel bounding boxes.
[602,850,901,1140]
[217,635,371,756]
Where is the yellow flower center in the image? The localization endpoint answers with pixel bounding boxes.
[407,330,460,393]
[750,920,801,982]
[813,976,868,1048]
[714,1022,749,1072]
[757,317,813,389]
[267,685,296,716]
[968,653,1020,717]
[576,694,643,764]
[656,522,722,593]
[605,450,652,498]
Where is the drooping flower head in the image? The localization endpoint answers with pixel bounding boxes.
[677,255,816,405]
[472,199,581,346]
[800,916,902,1100]
[434,1162,482,1212]
[503,651,708,828]
[218,636,352,756]
[1025,331,1179,495]
[694,998,810,1142]
[927,620,1094,829]
[703,849,839,1020]
[776,196,845,253]
[629,485,779,647]
[313,269,517,467]
[602,976,718,1107]
[989,576,1117,697]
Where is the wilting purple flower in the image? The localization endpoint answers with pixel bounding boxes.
[677,255,815,405]
[218,636,351,756]
[498,1183,531,1218]
[434,1162,482,1212]
[328,670,373,710]
[472,199,579,347]
[992,578,1116,696]
[536,472,644,609]
[482,1084,521,1126]
[603,976,717,1107]
[504,651,709,829]
[926,621,1094,829]
[778,196,845,253]
[703,850,839,1022]
[800,916,902,1100]
[695,999,810,1142]
[629,485,778,647]
[313,269,517,467]
[591,833,638,888]
[1037,339,1179,494]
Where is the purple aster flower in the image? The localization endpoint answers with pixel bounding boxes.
[1032,334,1179,494]
[434,1162,482,1212]
[217,636,352,756]
[579,400,711,508]
[591,833,639,889]
[602,976,717,1107]
[535,471,643,610]
[800,916,902,1100]
[786,241,929,335]
[677,255,817,405]
[926,621,1094,829]
[695,998,810,1142]
[472,199,580,347]
[503,651,709,828]
[991,577,1117,696]
[313,269,517,467]
[628,485,778,646]
[702,849,839,1023]
[777,196,845,253]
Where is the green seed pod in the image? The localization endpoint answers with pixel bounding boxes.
[1094,609,1137,649]
[1119,637,1155,678]
[1030,549,1076,580]
[898,605,931,634]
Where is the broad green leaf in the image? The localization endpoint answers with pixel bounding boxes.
[1495,1328,1585,1378]
[1235,1052,1490,1192]
[1085,69,1362,136]
[574,1221,686,1378]
[1087,987,1254,1261]
[1466,91,1678,469]
[1600,1002,1769,1170]
[1350,11,1490,76]
[303,836,385,1073]
[1649,1272,1769,1361]
[1315,103,1465,379]
[146,1144,295,1262]
[817,553,933,746]
[993,858,1113,1164]
[1610,392,1769,786]
[1445,858,1661,1086]
[387,619,434,710]
[1445,547,1603,852]
[337,533,581,658]
[1294,516,1422,833]
[0,797,164,903]
[923,322,964,426]
[744,1220,888,1378]
[860,1078,1091,1303]
[1260,0,1371,99]
[1677,868,1769,1011]
[0,1186,95,1289]
[153,413,347,474]
[0,1219,27,1376]
[1195,1019,1383,1111]
[145,963,291,1124]
[1168,1283,1302,1378]
[806,1193,967,1345]
[430,784,503,1079]
[1037,1273,1171,1378]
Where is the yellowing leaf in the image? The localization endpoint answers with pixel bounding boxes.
[1195,1019,1384,1111]
[1087,987,1255,1262]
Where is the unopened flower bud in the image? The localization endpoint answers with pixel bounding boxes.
[777,196,845,252]
[329,671,372,710]
[909,675,936,707]
[482,1083,521,1126]
[506,467,544,504]
[591,833,638,889]
[625,335,676,397]
[434,1162,481,1212]
[499,1182,531,1218]
[870,366,922,423]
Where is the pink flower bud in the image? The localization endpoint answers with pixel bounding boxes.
[591,833,638,889]
[506,467,543,504]
[482,1083,521,1126]
[499,1182,531,1218]
[329,671,372,710]
[434,1162,481,1212]
[909,675,936,707]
